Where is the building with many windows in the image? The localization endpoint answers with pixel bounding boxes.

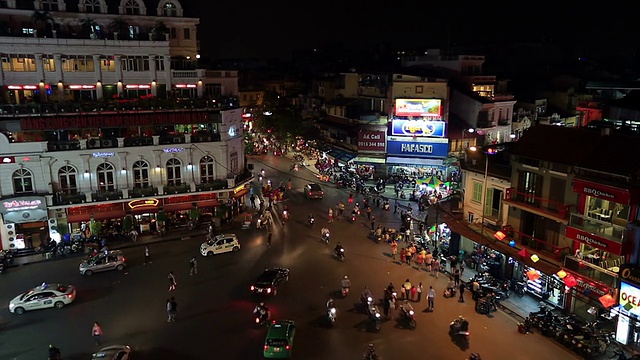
[0,0,249,252]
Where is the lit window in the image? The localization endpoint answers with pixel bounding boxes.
[13,168,34,193]
[132,160,150,188]
[166,158,182,185]
[58,165,78,194]
[96,163,115,191]
[199,156,215,183]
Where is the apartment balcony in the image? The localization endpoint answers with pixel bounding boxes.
[171,69,206,79]
[504,188,572,223]
[191,131,221,143]
[129,186,159,198]
[92,190,123,202]
[476,120,496,129]
[196,180,228,192]
[159,135,185,145]
[497,118,511,126]
[49,141,81,151]
[164,183,190,194]
[122,136,154,147]
[0,99,223,118]
[53,192,86,206]
[510,228,571,261]
[567,213,627,245]
[563,255,618,289]
[358,86,387,98]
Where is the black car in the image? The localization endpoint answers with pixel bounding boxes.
[250,268,290,296]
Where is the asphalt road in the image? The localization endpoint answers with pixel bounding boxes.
[0,154,580,360]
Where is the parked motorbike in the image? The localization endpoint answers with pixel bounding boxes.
[511,280,526,297]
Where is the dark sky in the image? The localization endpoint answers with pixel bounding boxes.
[183,2,639,61]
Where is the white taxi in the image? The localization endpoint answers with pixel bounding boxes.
[8,282,76,315]
[200,234,241,256]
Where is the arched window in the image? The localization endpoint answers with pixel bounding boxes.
[83,0,104,13]
[41,0,59,11]
[13,168,34,194]
[199,155,215,183]
[166,158,182,186]
[96,163,115,191]
[162,1,177,16]
[58,165,78,194]
[132,160,150,188]
[123,0,140,15]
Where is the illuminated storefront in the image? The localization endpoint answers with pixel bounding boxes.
[0,196,49,249]
[616,264,640,347]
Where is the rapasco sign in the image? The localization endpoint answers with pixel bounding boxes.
[565,226,624,255]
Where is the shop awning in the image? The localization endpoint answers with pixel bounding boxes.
[232,189,250,198]
[197,199,220,208]
[67,210,127,223]
[352,156,386,164]
[130,206,159,215]
[387,156,444,166]
[163,202,196,212]
[337,153,356,163]
[327,149,343,159]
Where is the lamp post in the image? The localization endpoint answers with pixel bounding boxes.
[461,128,475,153]
[470,146,490,241]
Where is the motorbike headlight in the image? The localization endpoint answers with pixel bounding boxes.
[409,310,415,316]
[375,312,381,318]
[367,297,373,302]
[330,308,336,314]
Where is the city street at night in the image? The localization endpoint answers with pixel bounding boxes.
[0,154,580,360]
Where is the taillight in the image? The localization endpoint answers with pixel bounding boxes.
[67,294,73,299]
[122,257,126,262]
[267,288,272,294]
[286,345,291,350]
[264,345,268,350]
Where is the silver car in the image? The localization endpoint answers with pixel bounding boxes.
[8,282,77,315]
[79,250,127,276]
[92,345,131,360]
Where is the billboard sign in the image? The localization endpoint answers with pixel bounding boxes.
[357,130,386,152]
[391,119,446,137]
[386,136,449,158]
[394,98,442,118]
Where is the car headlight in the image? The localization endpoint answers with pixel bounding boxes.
[9,303,15,310]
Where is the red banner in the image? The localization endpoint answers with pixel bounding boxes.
[357,130,386,152]
[573,179,631,205]
[564,269,612,299]
[565,226,623,255]
[20,111,210,130]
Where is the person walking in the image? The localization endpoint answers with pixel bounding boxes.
[427,286,436,311]
[399,248,406,264]
[168,297,178,321]
[453,267,461,287]
[189,256,198,275]
[402,279,412,300]
[417,282,423,302]
[432,258,440,278]
[370,215,376,231]
[143,246,151,265]
[410,285,417,301]
[459,282,466,303]
[168,271,177,291]
[390,240,398,259]
[130,229,138,242]
[267,231,272,247]
[91,321,103,345]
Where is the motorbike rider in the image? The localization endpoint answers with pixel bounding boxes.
[253,302,270,322]
[341,275,351,291]
[334,242,344,257]
[326,298,335,310]
[48,344,62,360]
[400,300,415,317]
[354,202,360,214]
[363,344,378,360]
[321,227,330,241]
[452,315,469,332]
[308,214,315,225]
[361,286,373,306]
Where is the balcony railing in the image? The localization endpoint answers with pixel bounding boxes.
[123,137,154,147]
[130,186,158,198]
[0,99,229,117]
[497,118,511,126]
[564,255,618,289]
[53,192,86,205]
[159,135,185,145]
[196,180,227,192]
[510,228,571,261]
[568,213,627,244]
[92,190,123,202]
[165,183,190,194]
[504,188,572,220]
[191,132,222,143]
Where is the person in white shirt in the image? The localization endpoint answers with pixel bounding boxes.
[427,286,436,311]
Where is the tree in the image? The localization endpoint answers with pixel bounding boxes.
[122,215,133,232]
[31,11,55,37]
[89,219,102,238]
[80,17,98,39]
[108,18,130,40]
[151,21,168,41]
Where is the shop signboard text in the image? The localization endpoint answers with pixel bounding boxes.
[565,226,624,255]
[394,99,442,118]
[390,119,446,137]
[357,130,386,152]
[386,136,449,159]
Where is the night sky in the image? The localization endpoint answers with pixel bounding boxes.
[183,2,639,62]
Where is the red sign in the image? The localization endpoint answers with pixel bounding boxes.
[565,226,624,255]
[357,130,386,152]
[564,269,612,299]
[573,179,631,205]
[20,111,210,130]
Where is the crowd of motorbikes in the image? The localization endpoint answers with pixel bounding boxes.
[522,304,614,358]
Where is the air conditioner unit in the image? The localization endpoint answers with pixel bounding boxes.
[102,140,113,147]
[60,144,70,150]
[56,212,64,219]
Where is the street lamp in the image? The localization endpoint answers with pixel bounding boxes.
[469,146,490,240]
[461,128,475,153]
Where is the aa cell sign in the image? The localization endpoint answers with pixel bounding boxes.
[357,130,386,152]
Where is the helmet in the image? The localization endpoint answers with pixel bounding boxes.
[49,344,54,348]
[259,302,265,306]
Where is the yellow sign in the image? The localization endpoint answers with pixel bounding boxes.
[233,185,245,194]
[128,198,160,209]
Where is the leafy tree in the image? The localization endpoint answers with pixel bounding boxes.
[89,219,102,237]
[189,207,201,221]
[80,17,98,39]
[31,11,55,36]
[122,215,133,232]
[151,21,168,41]
[108,18,130,40]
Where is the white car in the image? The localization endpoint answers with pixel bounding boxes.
[92,345,131,360]
[8,282,76,315]
[200,234,241,256]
